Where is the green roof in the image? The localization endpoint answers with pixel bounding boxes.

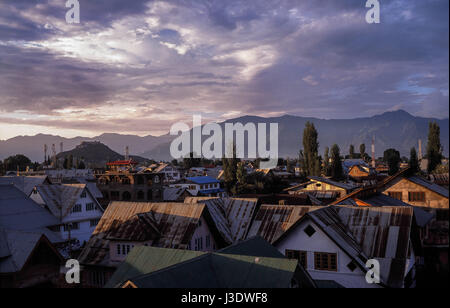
[128,252,298,288]
[104,246,206,288]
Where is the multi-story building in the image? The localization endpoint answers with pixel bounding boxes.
[95,160,164,203]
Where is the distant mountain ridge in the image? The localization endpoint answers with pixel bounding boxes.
[0,110,448,162]
[55,141,151,168]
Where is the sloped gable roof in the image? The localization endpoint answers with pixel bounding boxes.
[78,202,206,267]
[35,184,87,218]
[247,205,323,244]
[0,184,59,230]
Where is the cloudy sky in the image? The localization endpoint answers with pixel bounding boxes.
[0,0,448,140]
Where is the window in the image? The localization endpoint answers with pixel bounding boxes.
[71,204,82,213]
[408,192,426,202]
[206,235,210,248]
[314,252,337,271]
[347,261,357,272]
[198,219,202,227]
[80,191,87,198]
[286,250,307,268]
[154,176,160,184]
[304,225,316,237]
[388,192,403,200]
[117,244,121,255]
[90,219,100,227]
[64,222,79,231]
[86,203,95,211]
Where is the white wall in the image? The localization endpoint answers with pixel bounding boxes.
[276,218,381,288]
[189,216,218,252]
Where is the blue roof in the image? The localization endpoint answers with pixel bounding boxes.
[199,188,224,195]
[187,176,220,185]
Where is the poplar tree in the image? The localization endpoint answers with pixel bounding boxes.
[302,122,320,176]
[330,144,343,180]
[426,122,442,174]
[409,147,419,175]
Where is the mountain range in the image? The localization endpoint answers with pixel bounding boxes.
[0,110,448,162]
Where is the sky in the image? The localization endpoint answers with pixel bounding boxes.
[0,0,448,140]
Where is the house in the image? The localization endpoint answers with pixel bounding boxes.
[0,230,65,288]
[271,206,415,288]
[96,171,164,203]
[108,237,316,288]
[0,184,62,243]
[30,184,104,244]
[77,201,229,287]
[0,184,65,288]
[285,176,356,202]
[0,175,51,195]
[377,169,449,275]
[347,165,377,183]
[171,176,225,197]
[144,163,181,183]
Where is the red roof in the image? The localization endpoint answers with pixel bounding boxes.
[107,160,139,166]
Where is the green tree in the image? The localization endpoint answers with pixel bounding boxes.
[3,154,32,172]
[222,144,239,192]
[409,148,419,175]
[426,122,443,174]
[63,156,69,169]
[330,145,343,180]
[349,145,355,159]
[302,122,320,176]
[323,147,330,176]
[77,160,86,170]
[360,144,366,160]
[383,148,401,175]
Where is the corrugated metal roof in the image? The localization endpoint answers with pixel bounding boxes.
[332,206,414,288]
[0,176,49,195]
[194,198,258,244]
[163,187,189,201]
[35,184,86,218]
[247,205,323,243]
[78,202,206,267]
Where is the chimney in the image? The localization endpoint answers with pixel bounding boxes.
[371,136,376,168]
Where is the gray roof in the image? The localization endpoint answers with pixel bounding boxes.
[308,176,356,191]
[163,187,190,201]
[408,176,449,198]
[0,228,43,273]
[35,184,92,219]
[0,184,59,231]
[340,193,434,228]
[0,176,49,195]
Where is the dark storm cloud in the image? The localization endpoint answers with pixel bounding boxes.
[0,0,448,136]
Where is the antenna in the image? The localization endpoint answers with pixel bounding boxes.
[371,136,376,168]
[52,144,56,168]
